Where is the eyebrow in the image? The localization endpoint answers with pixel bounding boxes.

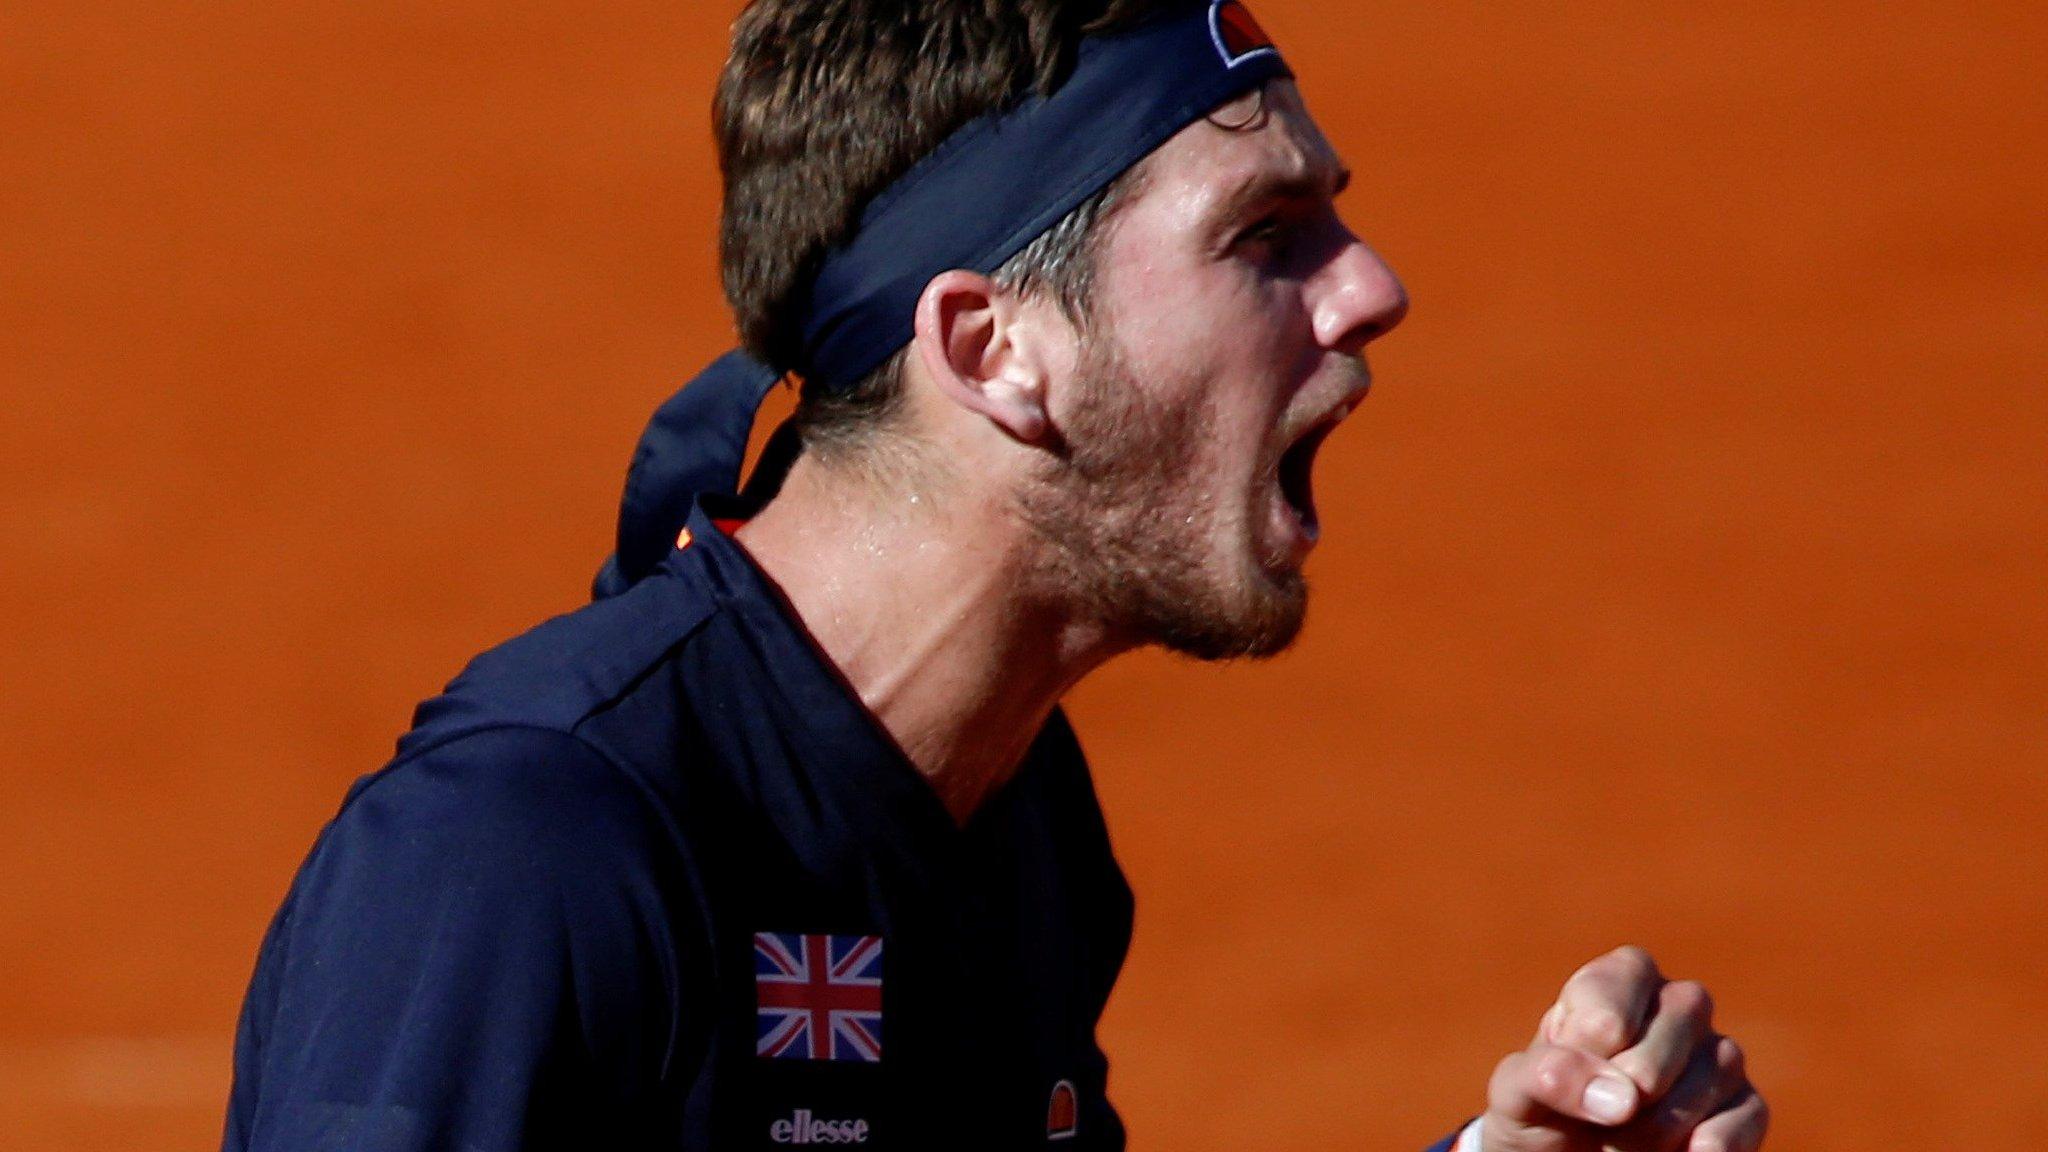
[1213,159,1353,227]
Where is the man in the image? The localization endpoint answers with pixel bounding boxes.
[224,2,1768,1150]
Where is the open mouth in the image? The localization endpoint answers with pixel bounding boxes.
[1277,407,1346,533]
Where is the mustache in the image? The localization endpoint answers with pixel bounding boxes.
[1270,357,1374,457]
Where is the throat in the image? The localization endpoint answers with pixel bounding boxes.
[735,459,1109,824]
[849,591,1082,826]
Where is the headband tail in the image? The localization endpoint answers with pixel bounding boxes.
[592,349,781,599]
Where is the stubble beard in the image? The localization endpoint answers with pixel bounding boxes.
[1016,335,1308,662]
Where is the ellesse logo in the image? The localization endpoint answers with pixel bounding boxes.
[769,1108,869,1145]
[1209,0,1278,68]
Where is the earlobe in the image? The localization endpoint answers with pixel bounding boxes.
[913,270,1052,446]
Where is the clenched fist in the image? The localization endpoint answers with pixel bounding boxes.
[1476,947,1768,1152]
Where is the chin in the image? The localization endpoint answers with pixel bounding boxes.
[1146,566,1309,662]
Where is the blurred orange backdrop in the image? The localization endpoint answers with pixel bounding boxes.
[3,2,2043,1149]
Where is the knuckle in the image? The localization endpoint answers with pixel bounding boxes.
[1528,1046,1591,1107]
[1717,1035,1745,1076]
[1694,1091,1770,1152]
[1608,1047,1651,1085]
[1563,1008,1628,1052]
[1632,1105,1690,1151]
[1488,1052,1526,1102]
[1612,944,1659,977]
[1667,979,1713,1023]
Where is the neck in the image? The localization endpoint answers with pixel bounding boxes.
[735,452,1120,824]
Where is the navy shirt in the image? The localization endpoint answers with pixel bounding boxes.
[225,499,1134,1150]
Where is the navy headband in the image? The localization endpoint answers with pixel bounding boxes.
[800,0,1291,390]
[594,0,1290,598]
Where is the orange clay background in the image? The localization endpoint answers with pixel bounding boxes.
[3,2,2044,1149]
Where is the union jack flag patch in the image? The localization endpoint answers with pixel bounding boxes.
[754,933,884,1062]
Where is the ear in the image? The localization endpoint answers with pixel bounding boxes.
[911,269,1053,445]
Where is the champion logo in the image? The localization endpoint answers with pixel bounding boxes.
[769,1108,870,1145]
[1209,0,1279,68]
[1046,1079,1079,1141]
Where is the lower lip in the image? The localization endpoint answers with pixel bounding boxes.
[1267,484,1320,568]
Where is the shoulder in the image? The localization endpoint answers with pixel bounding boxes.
[281,725,702,1035]
[395,565,721,760]
[338,726,656,857]
[236,727,698,1143]
[291,726,693,972]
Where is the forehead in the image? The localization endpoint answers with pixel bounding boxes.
[1137,80,1344,214]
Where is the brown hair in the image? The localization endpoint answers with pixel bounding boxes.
[715,0,1173,461]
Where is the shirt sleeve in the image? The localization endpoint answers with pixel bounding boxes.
[1423,1117,1484,1152]
[224,727,694,1152]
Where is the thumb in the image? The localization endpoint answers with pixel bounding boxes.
[1488,1042,1641,1130]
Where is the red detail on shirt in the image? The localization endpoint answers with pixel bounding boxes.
[1046,1079,1079,1139]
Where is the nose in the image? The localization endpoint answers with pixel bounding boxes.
[1310,226,1408,358]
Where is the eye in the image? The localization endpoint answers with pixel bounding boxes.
[1236,213,1293,258]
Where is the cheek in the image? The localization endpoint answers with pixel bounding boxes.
[1113,260,1293,366]
[1090,315,1290,497]
[1165,383,1271,521]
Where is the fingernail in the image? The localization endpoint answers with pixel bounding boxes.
[1581,1074,1636,1124]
